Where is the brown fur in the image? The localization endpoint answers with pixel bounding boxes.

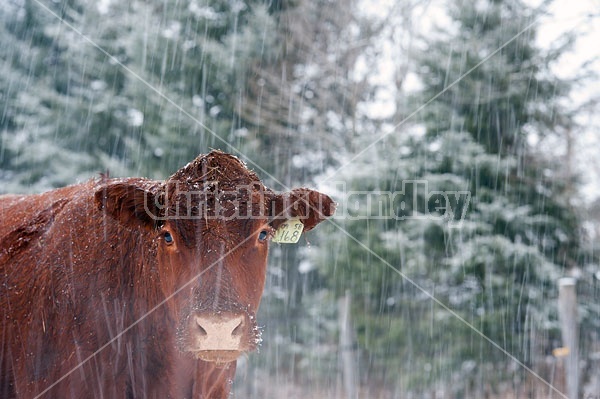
[0,151,335,399]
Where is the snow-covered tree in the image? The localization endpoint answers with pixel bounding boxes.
[0,0,284,191]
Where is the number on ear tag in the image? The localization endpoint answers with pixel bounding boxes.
[272,218,304,244]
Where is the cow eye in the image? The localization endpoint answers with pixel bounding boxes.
[258,230,269,242]
[164,231,174,244]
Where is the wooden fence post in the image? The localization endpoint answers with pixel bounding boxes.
[558,277,579,399]
[339,290,358,399]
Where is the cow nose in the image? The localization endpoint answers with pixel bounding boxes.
[192,313,245,351]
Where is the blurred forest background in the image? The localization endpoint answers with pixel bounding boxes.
[1,0,599,397]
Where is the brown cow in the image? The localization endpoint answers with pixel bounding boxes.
[0,150,335,398]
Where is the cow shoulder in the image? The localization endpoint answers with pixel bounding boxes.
[0,194,71,263]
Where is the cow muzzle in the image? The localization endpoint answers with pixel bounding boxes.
[182,312,254,364]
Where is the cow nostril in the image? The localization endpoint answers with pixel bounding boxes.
[194,316,208,336]
[231,319,244,337]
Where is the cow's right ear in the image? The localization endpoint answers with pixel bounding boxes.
[95,182,162,229]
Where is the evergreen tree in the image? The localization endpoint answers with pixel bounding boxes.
[0,0,284,192]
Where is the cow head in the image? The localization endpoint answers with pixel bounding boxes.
[95,151,335,364]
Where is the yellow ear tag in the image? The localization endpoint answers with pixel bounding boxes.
[272,218,304,244]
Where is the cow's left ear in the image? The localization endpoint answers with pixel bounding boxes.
[268,188,336,232]
[95,181,162,229]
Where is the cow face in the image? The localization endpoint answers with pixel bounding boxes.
[95,151,335,364]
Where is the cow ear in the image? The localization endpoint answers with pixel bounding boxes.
[95,182,162,229]
[269,188,336,232]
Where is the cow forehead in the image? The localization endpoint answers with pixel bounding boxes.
[164,151,270,218]
[158,151,276,247]
[165,182,268,218]
[171,216,265,250]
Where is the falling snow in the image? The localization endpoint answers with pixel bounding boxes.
[0,0,599,398]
